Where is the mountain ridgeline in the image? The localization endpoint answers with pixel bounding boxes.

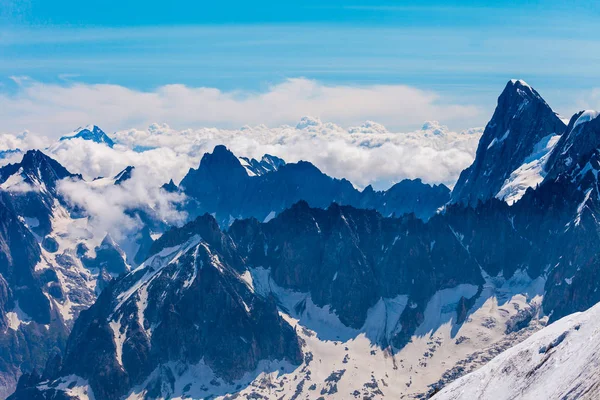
[178,144,451,225]
[5,79,600,399]
[451,80,567,205]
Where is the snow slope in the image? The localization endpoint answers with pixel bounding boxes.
[433,301,600,400]
[121,267,546,399]
[496,133,561,204]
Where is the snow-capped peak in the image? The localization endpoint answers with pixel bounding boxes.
[509,78,531,88]
[573,110,599,128]
[60,125,115,148]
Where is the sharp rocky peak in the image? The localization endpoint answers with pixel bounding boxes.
[451,79,567,205]
[0,150,75,190]
[544,109,600,181]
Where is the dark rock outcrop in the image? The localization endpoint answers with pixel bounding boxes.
[230,201,483,345]
[451,80,566,205]
[39,215,302,400]
[0,150,79,236]
[179,145,450,226]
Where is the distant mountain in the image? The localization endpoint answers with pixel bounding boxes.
[90,165,135,187]
[0,149,21,160]
[452,79,567,205]
[179,144,450,226]
[59,125,115,148]
[433,301,600,400]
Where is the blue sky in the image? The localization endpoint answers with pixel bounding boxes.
[1,0,599,131]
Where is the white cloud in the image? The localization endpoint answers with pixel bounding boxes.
[0,77,486,191]
[580,88,600,115]
[0,77,482,137]
[0,130,51,152]
[2,118,482,190]
[57,167,187,241]
[0,79,486,251]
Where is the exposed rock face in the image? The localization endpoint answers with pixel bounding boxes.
[239,154,286,176]
[81,234,129,275]
[179,145,450,226]
[113,166,135,185]
[230,201,483,345]
[444,107,600,323]
[0,149,79,235]
[451,80,566,205]
[0,153,82,397]
[26,216,301,400]
[545,109,600,180]
[0,151,145,397]
[0,192,48,323]
[0,192,69,399]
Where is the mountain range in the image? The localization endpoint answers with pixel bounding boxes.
[179,144,451,226]
[2,79,600,399]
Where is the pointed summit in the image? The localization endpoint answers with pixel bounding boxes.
[196,145,248,176]
[60,125,115,148]
[451,79,567,205]
[161,178,178,193]
[179,145,249,201]
[113,165,134,185]
[0,150,75,192]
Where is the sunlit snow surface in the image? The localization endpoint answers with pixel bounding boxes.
[434,301,600,400]
[120,267,545,399]
[22,205,550,400]
[496,133,561,205]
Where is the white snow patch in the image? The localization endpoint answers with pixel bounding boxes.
[573,110,599,128]
[263,210,276,223]
[497,134,561,204]
[109,316,127,369]
[5,301,32,331]
[115,266,547,400]
[574,188,592,226]
[37,375,95,400]
[415,284,478,336]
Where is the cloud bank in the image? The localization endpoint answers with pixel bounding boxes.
[0,79,486,246]
[0,77,482,136]
[2,118,482,190]
[57,168,187,243]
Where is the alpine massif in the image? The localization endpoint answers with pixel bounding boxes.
[2,79,600,400]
